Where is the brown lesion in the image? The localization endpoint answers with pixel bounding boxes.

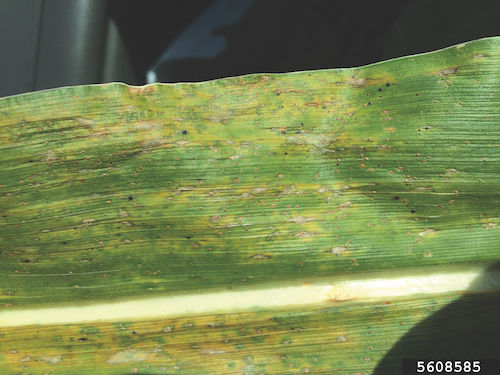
[127,85,157,96]
[348,78,368,88]
[434,67,459,77]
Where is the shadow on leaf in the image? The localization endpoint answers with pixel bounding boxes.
[374,261,500,374]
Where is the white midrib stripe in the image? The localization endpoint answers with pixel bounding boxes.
[1,268,498,328]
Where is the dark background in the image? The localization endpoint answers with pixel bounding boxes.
[1,0,499,97]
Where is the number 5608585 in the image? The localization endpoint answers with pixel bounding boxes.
[416,360,481,373]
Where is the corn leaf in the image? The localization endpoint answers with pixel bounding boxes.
[0,37,499,374]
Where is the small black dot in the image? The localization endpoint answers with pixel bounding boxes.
[281,131,286,135]
[182,130,187,135]
[276,92,281,96]
[386,82,391,87]
[132,331,137,335]
[410,209,416,213]
[186,236,192,239]
[368,102,371,105]
[416,93,419,96]
[28,160,34,163]
[393,196,400,200]
[78,337,88,342]
[425,126,430,130]
[128,195,134,201]
[300,122,304,126]
[296,130,300,134]
[378,88,382,92]
[418,129,421,132]
[284,152,288,155]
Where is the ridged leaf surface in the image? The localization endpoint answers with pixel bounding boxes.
[0,37,499,374]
